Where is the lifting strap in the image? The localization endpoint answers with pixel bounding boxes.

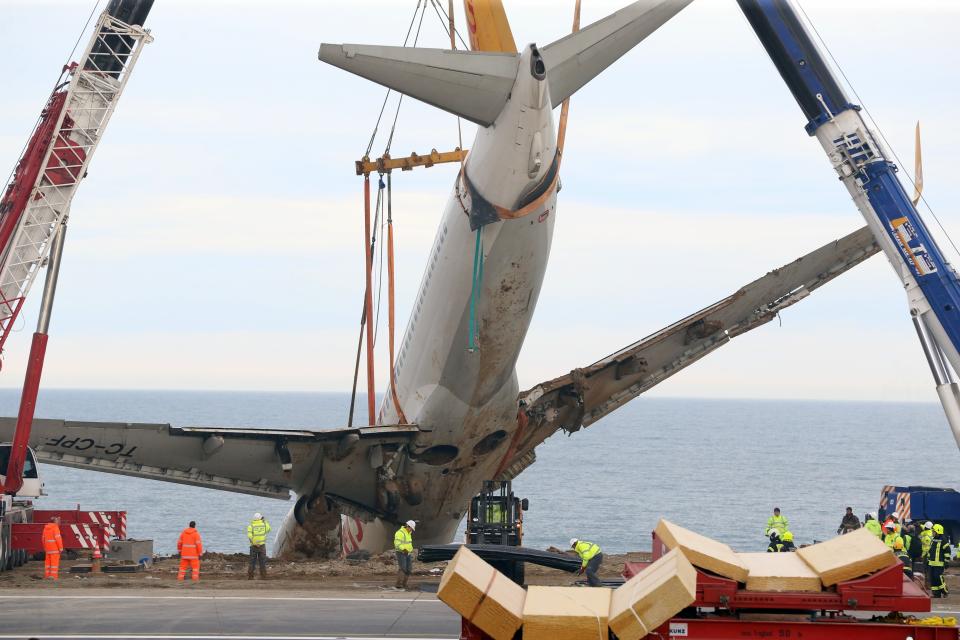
[468,226,485,352]
[386,174,408,423]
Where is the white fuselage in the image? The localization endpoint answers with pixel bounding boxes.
[275,46,560,554]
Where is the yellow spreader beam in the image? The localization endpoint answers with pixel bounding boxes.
[355,148,468,176]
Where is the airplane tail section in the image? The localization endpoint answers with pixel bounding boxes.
[318,0,691,127]
[542,0,692,105]
[464,0,518,53]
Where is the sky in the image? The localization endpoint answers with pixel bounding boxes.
[0,0,959,403]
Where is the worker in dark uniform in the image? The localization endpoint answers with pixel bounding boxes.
[767,530,784,553]
[837,507,861,534]
[902,522,924,577]
[928,524,952,598]
[893,538,913,579]
[571,538,603,587]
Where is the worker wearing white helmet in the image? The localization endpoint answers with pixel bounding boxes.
[920,521,935,559]
[570,537,603,587]
[247,512,271,580]
[393,520,416,590]
[863,512,882,538]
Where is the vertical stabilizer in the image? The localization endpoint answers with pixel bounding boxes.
[464,0,518,53]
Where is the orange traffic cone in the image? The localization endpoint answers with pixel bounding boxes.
[92,546,102,573]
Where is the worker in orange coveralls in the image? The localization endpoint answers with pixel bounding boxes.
[177,520,203,582]
[42,516,64,580]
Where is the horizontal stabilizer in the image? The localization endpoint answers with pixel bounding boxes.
[542,0,693,105]
[318,44,519,127]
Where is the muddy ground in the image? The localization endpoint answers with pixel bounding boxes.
[0,549,644,591]
[0,550,957,608]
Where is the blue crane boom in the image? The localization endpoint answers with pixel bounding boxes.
[738,0,960,450]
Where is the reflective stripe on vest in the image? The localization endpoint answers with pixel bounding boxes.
[929,539,946,567]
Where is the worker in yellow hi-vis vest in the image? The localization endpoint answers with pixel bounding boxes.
[571,538,603,587]
[246,513,271,580]
[393,520,416,590]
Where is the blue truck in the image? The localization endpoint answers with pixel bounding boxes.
[877,486,960,544]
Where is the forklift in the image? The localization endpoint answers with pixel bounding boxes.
[465,481,529,584]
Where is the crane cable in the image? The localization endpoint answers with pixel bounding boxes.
[385,173,408,424]
[363,1,425,158]
[348,0,440,426]
[385,4,429,155]
[795,1,960,261]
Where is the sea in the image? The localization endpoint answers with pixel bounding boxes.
[2,389,957,556]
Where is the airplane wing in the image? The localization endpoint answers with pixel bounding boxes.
[500,226,879,480]
[0,417,419,504]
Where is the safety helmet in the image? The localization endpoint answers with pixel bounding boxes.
[253,512,262,520]
[883,522,895,532]
[781,531,793,542]
[406,520,416,531]
[769,530,780,539]
[570,538,579,548]
[924,521,934,530]
[868,512,877,520]
[933,524,944,535]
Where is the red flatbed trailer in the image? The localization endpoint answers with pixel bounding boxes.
[11,522,109,558]
[33,509,127,541]
[457,531,959,639]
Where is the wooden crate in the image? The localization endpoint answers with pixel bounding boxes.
[796,528,897,586]
[655,518,749,582]
[609,548,697,640]
[523,585,612,640]
[437,546,525,640]
[738,552,822,592]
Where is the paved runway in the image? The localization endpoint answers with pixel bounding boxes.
[0,591,461,639]
[3,591,957,639]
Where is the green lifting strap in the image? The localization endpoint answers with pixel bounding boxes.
[468,227,484,352]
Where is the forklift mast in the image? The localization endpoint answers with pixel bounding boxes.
[466,480,528,546]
